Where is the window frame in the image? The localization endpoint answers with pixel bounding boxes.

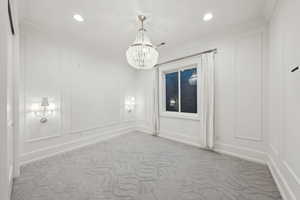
[159,61,201,121]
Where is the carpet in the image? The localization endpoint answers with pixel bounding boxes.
[12,132,282,200]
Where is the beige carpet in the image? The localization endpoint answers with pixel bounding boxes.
[12,132,281,200]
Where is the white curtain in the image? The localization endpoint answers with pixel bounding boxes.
[200,52,215,149]
[152,68,160,136]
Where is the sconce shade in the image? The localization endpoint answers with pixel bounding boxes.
[41,97,49,107]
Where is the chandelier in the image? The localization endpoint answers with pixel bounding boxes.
[189,72,197,86]
[126,15,159,70]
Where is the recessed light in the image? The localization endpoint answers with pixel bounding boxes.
[203,13,213,21]
[73,14,84,22]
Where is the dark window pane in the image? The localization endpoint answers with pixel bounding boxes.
[165,72,179,112]
[180,68,197,113]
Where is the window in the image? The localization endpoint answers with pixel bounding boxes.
[165,72,179,112]
[180,68,197,113]
[163,65,198,116]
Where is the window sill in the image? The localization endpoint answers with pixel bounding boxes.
[160,112,200,121]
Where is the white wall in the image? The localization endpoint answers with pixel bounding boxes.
[19,22,137,164]
[137,24,269,163]
[267,0,300,199]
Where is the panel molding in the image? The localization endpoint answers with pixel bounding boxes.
[22,25,64,143]
[24,71,63,143]
[234,31,264,142]
[68,78,123,136]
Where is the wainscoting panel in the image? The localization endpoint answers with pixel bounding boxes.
[23,24,63,142]
[69,53,122,132]
[20,22,137,164]
[234,31,263,142]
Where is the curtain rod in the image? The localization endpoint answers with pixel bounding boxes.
[155,48,217,67]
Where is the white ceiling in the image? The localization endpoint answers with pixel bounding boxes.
[19,0,276,60]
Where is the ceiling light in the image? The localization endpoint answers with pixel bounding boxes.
[73,14,84,22]
[203,13,213,21]
[126,15,159,70]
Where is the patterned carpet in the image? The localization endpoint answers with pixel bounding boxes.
[12,132,281,200]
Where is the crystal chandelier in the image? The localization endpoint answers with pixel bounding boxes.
[126,15,159,70]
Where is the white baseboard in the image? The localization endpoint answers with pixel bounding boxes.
[20,126,135,165]
[267,148,297,200]
[159,130,202,148]
[214,142,267,165]
[135,126,153,135]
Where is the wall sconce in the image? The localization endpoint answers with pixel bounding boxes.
[31,97,56,123]
[125,97,136,113]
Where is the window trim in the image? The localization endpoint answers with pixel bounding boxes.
[159,62,201,121]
